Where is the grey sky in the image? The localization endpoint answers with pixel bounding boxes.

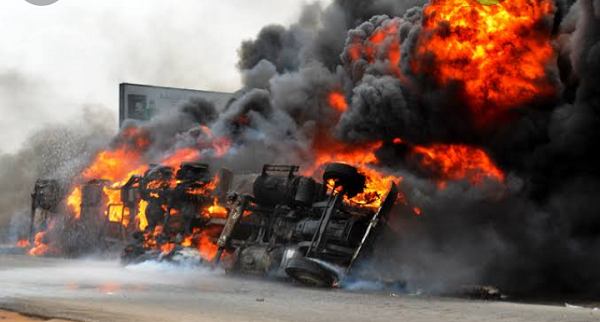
[0,0,329,153]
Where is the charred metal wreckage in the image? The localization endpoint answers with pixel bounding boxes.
[214,164,398,287]
[121,162,231,262]
[29,179,62,242]
[30,162,398,287]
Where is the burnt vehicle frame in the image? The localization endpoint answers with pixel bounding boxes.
[28,179,63,242]
[121,162,232,263]
[214,163,398,287]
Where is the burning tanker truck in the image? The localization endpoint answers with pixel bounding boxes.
[120,162,398,287]
[26,160,231,255]
[27,157,398,288]
[213,163,398,287]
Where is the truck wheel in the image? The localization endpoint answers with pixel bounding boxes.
[284,257,336,287]
[322,163,366,198]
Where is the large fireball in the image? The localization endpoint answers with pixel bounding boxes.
[414,0,557,123]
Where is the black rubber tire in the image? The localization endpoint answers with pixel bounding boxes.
[322,163,366,198]
[284,257,336,287]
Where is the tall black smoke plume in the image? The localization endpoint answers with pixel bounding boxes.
[214,0,600,295]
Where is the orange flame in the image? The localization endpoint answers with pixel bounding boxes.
[27,124,234,257]
[17,239,30,248]
[66,142,204,230]
[161,148,201,169]
[415,0,557,122]
[348,19,403,78]
[138,200,149,231]
[349,18,405,80]
[142,225,164,249]
[28,220,57,257]
[188,173,219,196]
[66,142,148,222]
[413,206,422,216]
[181,235,194,247]
[197,228,219,261]
[161,243,175,253]
[306,138,402,208]
[305,139,383,176]
[328,92,348,112]
[206,198,228,219]
[212,137,232,158]
[136,172,227,258]
[67,187,82,218]
[80,149,146,184]
[201,126,232,157]
[410,142,505,188]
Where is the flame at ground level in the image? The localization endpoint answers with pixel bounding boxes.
[17,239,30,248]
[28,219,57,257]
[150,226,222,262]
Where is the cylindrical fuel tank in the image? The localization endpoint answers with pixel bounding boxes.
[294,177,316,206]
[253,175,318,207]
[253,175,290,207]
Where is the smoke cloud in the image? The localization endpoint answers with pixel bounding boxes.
[213,0,600,295]
[0,106,116,242]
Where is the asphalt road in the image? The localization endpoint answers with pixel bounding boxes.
[0,253,598,322]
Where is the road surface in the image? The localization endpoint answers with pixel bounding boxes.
[0,253,598,322]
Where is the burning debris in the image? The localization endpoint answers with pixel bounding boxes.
[121,162,230,264]
[6,0,600,296]
[23,154,402,288]
[212,164,398,287]
[116,162,400,287]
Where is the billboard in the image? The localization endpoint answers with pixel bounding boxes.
[119,83,233,126]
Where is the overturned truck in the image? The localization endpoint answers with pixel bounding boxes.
[122,162,398,287]
[29,161,398,288]
[213,163,398,287]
